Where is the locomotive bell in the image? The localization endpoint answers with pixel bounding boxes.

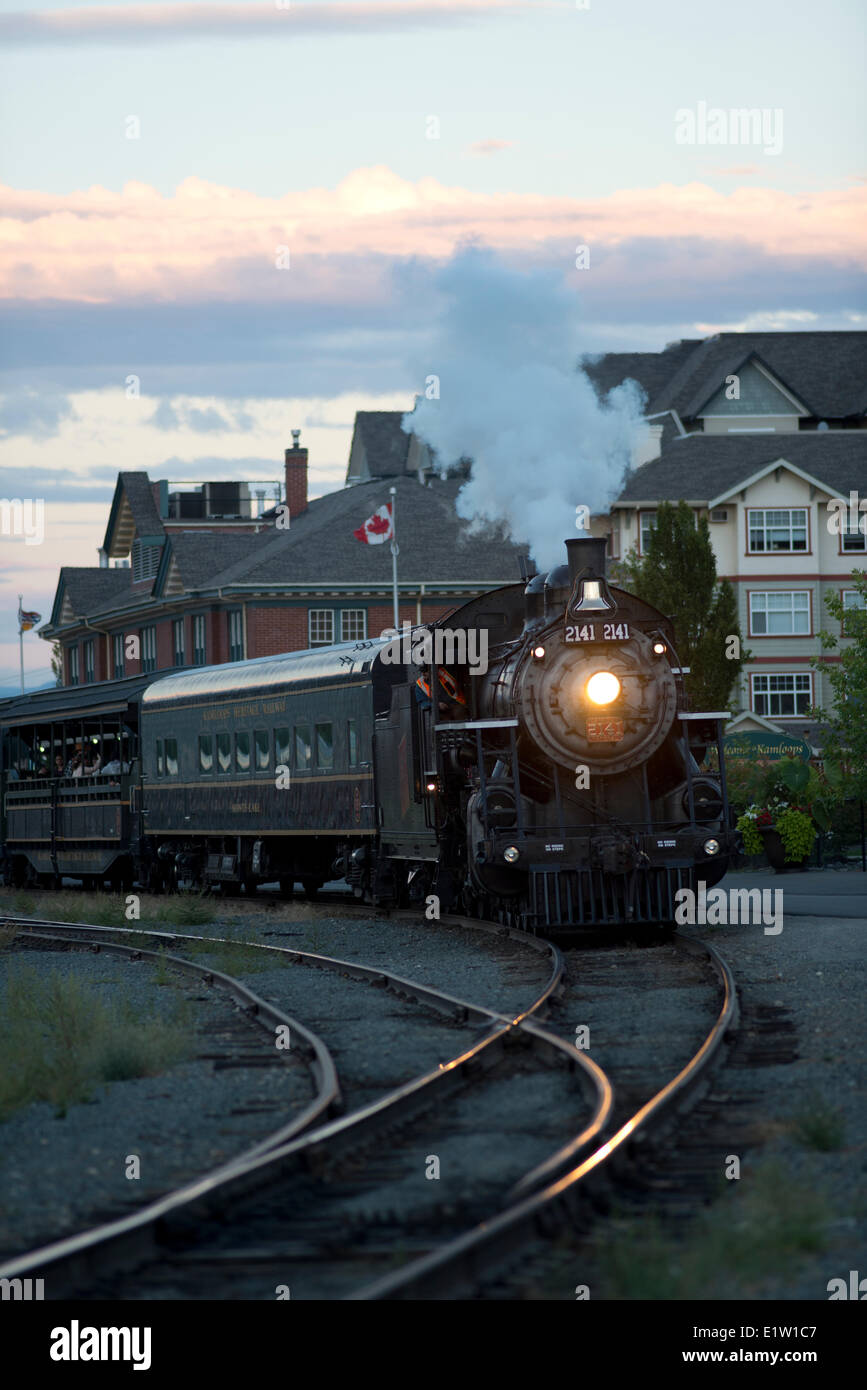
[565,535,616,615]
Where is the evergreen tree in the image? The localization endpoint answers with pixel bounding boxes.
[811,570,867,798]
[616,500,748,712]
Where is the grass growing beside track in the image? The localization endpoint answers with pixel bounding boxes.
[0,958,193,1121]
[170,934,292,976]
[0,888,217,929]
[791,1094,846,1152]
[585,1162,830,1300]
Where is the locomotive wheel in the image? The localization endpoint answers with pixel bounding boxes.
[278,878,295,900]
[301,878,321,901]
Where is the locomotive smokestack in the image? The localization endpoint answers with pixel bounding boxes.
[566,535,608,584]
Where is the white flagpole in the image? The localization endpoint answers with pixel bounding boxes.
[389,485,399,629]
[18,594,24,694]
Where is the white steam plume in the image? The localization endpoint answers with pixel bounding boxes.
[403,246,647,570]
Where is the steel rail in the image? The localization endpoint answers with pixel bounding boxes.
[8,924,341,1163]
[351,933,739,1300]
[0,915,613,1298]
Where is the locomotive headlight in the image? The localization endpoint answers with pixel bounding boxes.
[586,671,621,705]
[503,846,520,864]
[532,645,545,660]
[703,838,720,856]
[653,641,666,655]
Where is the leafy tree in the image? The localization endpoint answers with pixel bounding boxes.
[50,641,63,687]
[811,569,867,799]
[615,499,748,712]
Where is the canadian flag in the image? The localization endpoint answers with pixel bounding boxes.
[353,503,393,545]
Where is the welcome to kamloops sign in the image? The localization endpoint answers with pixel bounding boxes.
[722,732,811,763]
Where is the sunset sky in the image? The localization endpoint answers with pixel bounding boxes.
[1,0,865,688]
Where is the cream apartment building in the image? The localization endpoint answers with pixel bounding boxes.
[585,333,867,737]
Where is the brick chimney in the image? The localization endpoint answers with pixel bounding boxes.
[284,429,308,519]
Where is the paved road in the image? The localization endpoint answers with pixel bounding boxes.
[720,867,866,919]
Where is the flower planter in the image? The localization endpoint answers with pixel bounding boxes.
[758,826,811,873]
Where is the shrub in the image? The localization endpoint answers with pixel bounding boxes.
[776,807,816,863]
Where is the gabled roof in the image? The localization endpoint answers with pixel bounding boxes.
[637,332,866,421]
[582,338,701,409]
[685,351,810,419]
[48,567,132,628]
[617,431,867,504]
[348,412,413,481]
[211,474,528,588]
[154,531,264,597]
[102,471,165,557]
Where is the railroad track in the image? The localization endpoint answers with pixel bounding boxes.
[0,913,612,1299]
[0,913,739,1300]
[353,931,738,1298]
[1,919,339,1165]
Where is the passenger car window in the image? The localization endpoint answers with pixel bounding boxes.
[199,735,213,774]
[295,724,312,771]
[235,731,251,773]
[216,732,232,774]
[316,722,333,769]
[254,729,270,771]
[165,738,179,777]
[274,727,291,767]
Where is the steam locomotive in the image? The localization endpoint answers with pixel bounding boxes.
[0,536,737,931]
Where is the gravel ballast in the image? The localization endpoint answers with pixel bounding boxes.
[0,947,316,1261]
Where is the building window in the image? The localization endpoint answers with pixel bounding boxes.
[113,633,125,680]
[842,589,866,635]
[295,724,312,770]
[235,731,251,773]
[216,731,232,774]
[165,738,179,777]
[193,614,207,666]
[172,618,185,667]
[254,729,270,771]
[309,609,334,647]
[347,720,358,767]
[841,520,867,553]
[751,672,812,717]
[199,735,213,775]
[82,638,95,684]
[606,522,620,560]
[228,610,244,663]
[67,646,80,686]
[315,722,334,769]
[141,625,156,673]
[340,609,366,642]
[639,511,656,553]
[749,591,810,636]
[748,508,808,553]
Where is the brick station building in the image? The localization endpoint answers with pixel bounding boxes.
[41,425,528,687]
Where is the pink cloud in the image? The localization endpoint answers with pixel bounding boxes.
[0,1,556,44]
[708,165,761,177]
[467,139,515,156]
[1,167,863,303]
